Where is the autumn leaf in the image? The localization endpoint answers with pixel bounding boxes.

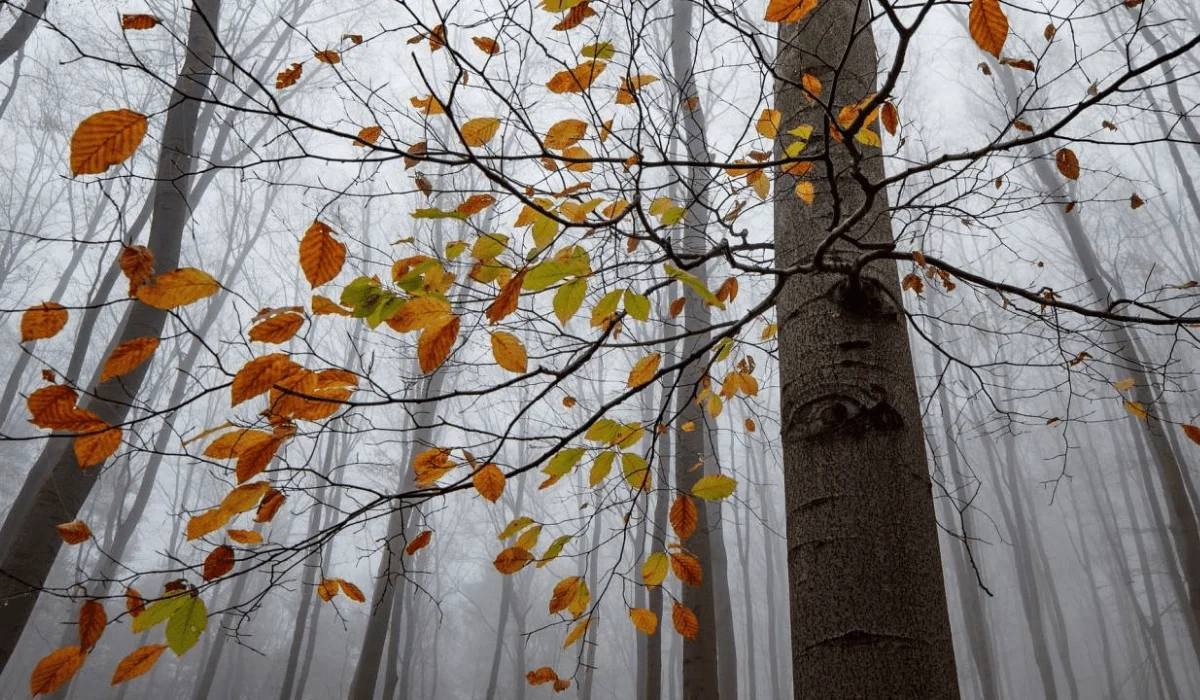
[203,545,235,580]
[629,607,657,635]
[119,245,155,295]
[1124,400,1147,420]
[461,117,501,147]
[299,221,346,288]
[487,272,525,325]
[79,600,106,650]
[56,520,92,545]
[1055,148,1080,179]
[354,125,382,146]
[70,109,148,176]
[135,268,219,309]
[549,576,581,615]
[547,61,607,93]
[1184,424,1200,446]
[765,0,818,23]
[231,354,301,406]
[1112,378,1135,391]
[110,645,167,686]
[101,337,160,382]
[457,194,496,216]
[417,314,460,373]
[756,109,780,139]
[881,102,899,135]
[187,508,231,541]
[670,551,703,587]
[314,50,340,64]
[406,530,434,555]
[120,14,160,30]
[494,546,535,574]
[276,62,302,89]
[672,601,699,640]
[491,331,528,373]
[627,353,661,388]
[691,473,737,501]
[670,494,698,541]
[126,588,146,619]
[30,646,86,696]
[473,463,506,502]
[472,36,501,54]
[248,312,305,344]
[339,580,366,603]
[526,667,558,686]
[75,424,122,468]
[641,552,668,587]
[220,481,271,515]
[969,0,1008,58]
[235,436,283,483]
[255,488,286,523]
[21,302,68,342]
[227,529,263,545]
[545,119,588,149]
[388,296,453,333]
[317,579,340,601]
[563,616,591,647]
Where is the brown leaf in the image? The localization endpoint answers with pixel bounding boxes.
[549,576,581,615]
[546,61,607,93]
[125,588,146,619]
[79,600,106,650]
[314,50,340,64]
[672,601,699,640]
[101,337,160,382]
[119,246,155,295]
[21,302,68,342]
[227,529,262,546]
[969,0,1008,58]
[669,494,698,541]
[487,272,524,325]
[110,645,167,686]
[339,580,366,603]
[276,62,302,89]
[203,545,235,580]
[406,530,434,556]
[1055,147,1080,180]
[881,102,899,136]
[299,221,346,288]
[248,312,305,344]
[120,14,160,30]
[255,488,286,523]
[70,109,148,176]
[354,125,382,146]
[494,546,534,574]
[472,36,500,54]
[670,551,703,587]
[417,314,460,373]
[30,646,86,696]
[553,1,596,31]
[56,520,92,545]
[526,667,558,686]
[473,463,506,502]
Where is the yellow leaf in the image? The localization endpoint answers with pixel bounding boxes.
[549,576,580,615]
[461,117,501,147]
[629,608,658,635]
[545,119,588,149]
[563,616,591,647]
[969,0,1008,58]
[691,473,737,501]
[110,645,167,686]
[135,268,219,309]
[186,508,231,541]
[473,463,506,502]
[491,331,528,373]
[69,109,148,176]
[1124,400,1147,420]
[21,302,69,343]
[101,337,160,382]
[795,181,814,204]
[801,73,822,100]
[641,552,668,587]
[299,221,346,288]
[227,529,263,545]
[1112,378,1135,391]
[672,601,699,640]
[547,61,607,93]
[30,646,86,696]
[756,109,781,139]
[628,353,661,388]
[764,0,818,23]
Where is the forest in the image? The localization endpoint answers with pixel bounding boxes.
[0,0,1198,698]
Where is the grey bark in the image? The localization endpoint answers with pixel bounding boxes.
[772,2,959,698]
[0,0,47,68]
[0,0,223,673]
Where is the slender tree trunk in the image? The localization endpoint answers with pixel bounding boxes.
[773,2,959,697]
[0,0,223,673]
[191,546,256,700]
[0,0,47,68]
[485,481,526,699]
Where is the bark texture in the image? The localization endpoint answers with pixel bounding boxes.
[773,2,959,698]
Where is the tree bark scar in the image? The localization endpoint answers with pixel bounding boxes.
[787,388,905,440]
[830,276,900,320]
[807,629,929,652]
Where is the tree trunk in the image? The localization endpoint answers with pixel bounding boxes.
[0,0,47,68]
[0,0,223,673]
[773,2,959,697]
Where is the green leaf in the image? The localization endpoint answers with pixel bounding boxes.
[544,447,586,477]
[532,213,559,250]
[664,264,724,310]
[623,289,650,321]
[622,453,651,491]
[131,594,188,634]
[714,336,735,362]
[614,423,645,449]
[499,516,535,540]
[523,261,572,292]
[445,241,468,260]
[581,42,615,60]
[660,206,687,226]
[591,289,623,326]
[340,276,377,309]
[411,208,469,221]
[584,419,621,443]
[165,596,207,656]
[691,473,737,501]
[589,451,616,486]
[538,535,572,567]
[472,234,509,261]
[554,278,587,325]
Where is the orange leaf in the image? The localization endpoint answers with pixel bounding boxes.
[672,601,699,640]
[627,353,661,388]
[314,50,340,64]
[487,272,524,325]
[120,14,160,30]
[969,0,1008,58]
[472,36,501,54]
[545,119,587,149]
[354,125,382,146]
[312,294,351,316]
[629,607,658,635]
[670,494,698,541]
[21,302,68,343]
[339,580,366,603]
[203,545,235,580]
[205,430,273,459]
[406,530,434,555]
[299,221,346,288]
[490,331,528,373]
[135,268,219,309]
[70,109,148,176]
[276,62,302,89]
[125,588,146,619]
[549,576,581,615]
[457,194,496,215]
[526,667,558,686]
[231,354,301,406]
[110,645,167,686]
[461,117,501,147]
[546,61,607,93]
[75,424,122,468]
[119,245,155,295]
[552,1,596,30]
[255,488,286,523]
[78,600,106,650]
[881,102,899,136]
[670,551,703,587]
[764,0,818,23]
[248,312,305,344]
[473,463,506,502]
[187,508,231,541]
[1055,148,1080,180]
[30,646,86,696]
[227,529,263,545]
[417,314,460,373]
[101,337,160,382]
[494,546,534,574]
[56,520,92,545]
[317,579,340,601]
[235,436,283,483]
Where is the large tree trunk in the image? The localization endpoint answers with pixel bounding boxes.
[0,0,223,673]
[772,3,959,698]
[0,0,47,68]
